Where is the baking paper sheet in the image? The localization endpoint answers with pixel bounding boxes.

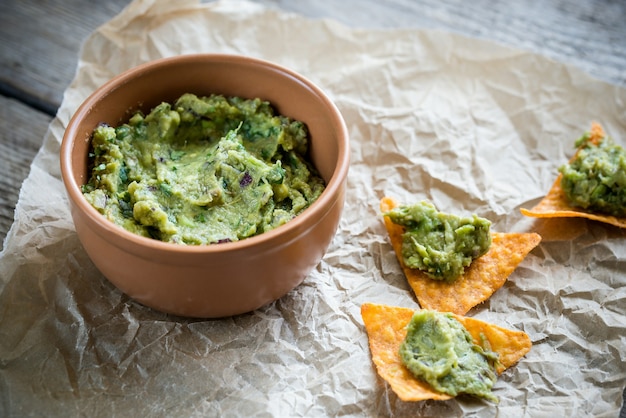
[1,0,625,416]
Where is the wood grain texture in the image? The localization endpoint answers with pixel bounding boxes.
[0,95,50,249]
[0,0,130,114]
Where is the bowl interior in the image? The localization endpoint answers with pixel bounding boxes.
[68,55,343,194]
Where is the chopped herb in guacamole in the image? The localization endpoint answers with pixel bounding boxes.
[384,201,491,281]
[559,129,626,217]
[399,310,500,402]
[82,93,325,245]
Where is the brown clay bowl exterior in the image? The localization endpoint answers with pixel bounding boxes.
[60,54,349,318]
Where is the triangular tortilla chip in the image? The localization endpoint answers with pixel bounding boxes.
[520,177,626,228]
[520,123,626,229]
[381,197,541,315]
[360,302,531,402]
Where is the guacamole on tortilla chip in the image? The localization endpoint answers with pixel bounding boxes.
[360,303,532,403]
[383,200,492,282]
[381,197,541,315]
[521,123,626,228]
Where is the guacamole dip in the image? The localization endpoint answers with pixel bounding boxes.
[384,201,491,281]
[82,93,325,245]
[559,130,626,217]
[399,310,499,402]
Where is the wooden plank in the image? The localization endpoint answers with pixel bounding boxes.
[0,95,52,249]
[0,0,131,115]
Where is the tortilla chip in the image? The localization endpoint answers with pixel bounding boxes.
[520,175,626,229]
[520,123,626,229]
[360,302,531,402]
[381,197,541,315]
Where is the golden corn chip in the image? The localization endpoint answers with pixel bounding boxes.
[520,123,626,229]
[520,178,626,228]
[360,302,532,402]
[381,197,541,315]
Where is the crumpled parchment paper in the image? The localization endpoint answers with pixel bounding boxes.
[1,0,625,416]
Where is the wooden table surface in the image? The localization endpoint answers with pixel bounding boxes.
[1,0,625,413]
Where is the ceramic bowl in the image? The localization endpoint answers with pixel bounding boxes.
[60,54,349,318]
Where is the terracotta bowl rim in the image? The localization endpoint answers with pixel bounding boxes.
[60,53,350,256]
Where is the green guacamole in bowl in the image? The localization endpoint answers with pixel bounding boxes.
[82,93,325,245]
